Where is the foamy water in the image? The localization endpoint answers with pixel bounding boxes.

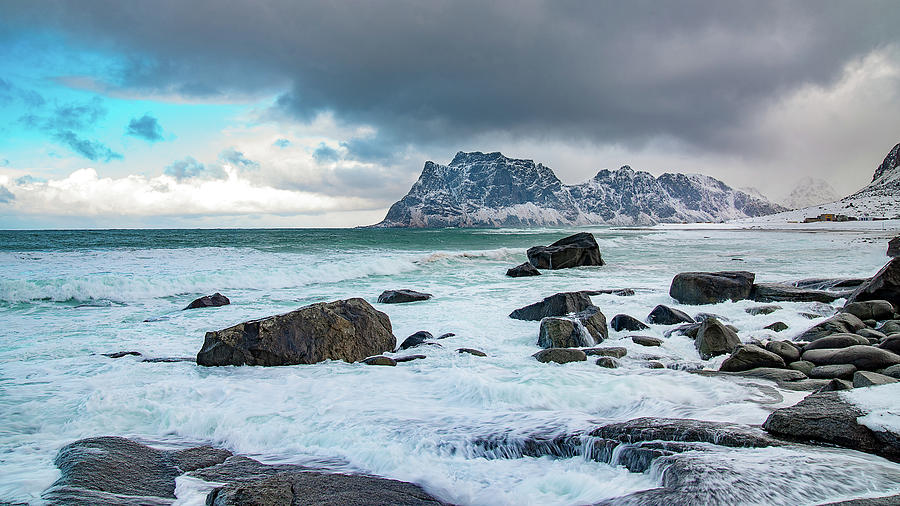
[1,227,898,504]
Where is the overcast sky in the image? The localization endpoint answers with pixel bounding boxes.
[1,0,899,228]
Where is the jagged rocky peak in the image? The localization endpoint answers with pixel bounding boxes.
[872,142,900,184]
[375,151,785,228]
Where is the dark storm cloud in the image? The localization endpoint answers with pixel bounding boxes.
[4,1,900,154]
[125,114,164,142]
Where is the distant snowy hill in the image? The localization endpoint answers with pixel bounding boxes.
[780,177,839,209]
[737,141,900,224]
[375,151,785,227]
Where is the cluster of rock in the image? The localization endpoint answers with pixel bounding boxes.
[42,436,442,505]
[506,232,605,277]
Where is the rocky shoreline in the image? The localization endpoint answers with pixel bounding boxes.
[78,231,900,505]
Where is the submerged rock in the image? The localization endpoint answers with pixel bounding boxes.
[669,271,755,305]
[102,351,142,359]
[362,356,397,366]
[595,357,619,368]
[582,288,635,296]
[508,291,593,321]
[377,289,432,304]
[394,354,427,363]
[505,262,541,277]
[610,314,649,332]
[196,298,395,366]
[647,304,694,325]
[457,348,487,357]
[746,305,781,316]
[695,318,741,360]
[526,232,604,269]
[763,391,900,459]
[399,331,434,350]
[533,348,587,364]
[184,292,230,310]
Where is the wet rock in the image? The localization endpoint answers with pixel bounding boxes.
[846,258,900,308]
[610,314,649,332]
[582,288,635,296]
[788,360,815,376]
[809,364,857,380]
[803,333,870,351]
[591,417,781,448]
[820,494,900,506]
[881,364,900,379]
[765,321,789,332]
[878,335,900,354]
[437,332,455,339]
[879,320,900,335]
[746,305,781,316]
[796,313,867,342]
[696,367,807,383]
[526,232,604,269]
[196,298,395,367]
[631,335,663,347]
[853,371,898,387]
[537,318,590,348]
[645,361,665,369]
[595,357,619,368]
[843,300,895,321]
[574,305,609,343]
[858,328,887,341]
[377,289,432,304]
[666,322,702,339]
[669,271,755,305]
[818,378,854,392]
[584,346,627,358]
[142,357,193,363]
[750,283,850,303]
[720,344,785,372]
[399,331,433,350]
[505,262,540,277]
[889,237,900,257]
[184,292,230,310]
[394,354,426,363]
[647,305,694,325]
[362,356,397,366]
[508,291,593,321]
[532,348,587,364]
[42,436,232,504]
[694,312,728,322]
[695,318,741,360]
[765,341,800,362]
[102,351,142,359]
[763,391,900,459]
[802,345,900,370]
[457,348,487,357]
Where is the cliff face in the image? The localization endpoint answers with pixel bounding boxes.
[376,151,785,227]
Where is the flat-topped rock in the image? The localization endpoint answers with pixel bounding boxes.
[377,289,432,304]
[526,232,604,269]
[533,348,587,364]
[669,271,755,305]
[509,291,593,321]
[197,298,395,366]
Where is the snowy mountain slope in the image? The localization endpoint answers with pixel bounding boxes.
[780,177,839,209]
[376,152,785,227]
[737,141,900,224]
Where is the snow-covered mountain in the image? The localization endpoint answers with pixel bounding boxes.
[780,177,839,209]
[737,141,900,224]
[375,151,785,227]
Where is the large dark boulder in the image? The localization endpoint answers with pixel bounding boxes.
[377,289,432,303]
[669,271,755,305]
[185,292,230,310]
[889,237,900,257]
[538,318,591,348]
[526,232,604,269]
[610,314,649,332]
[763,391,900,459]
[750,283,849,303]
[197,298,395,366]
[802,333,870,351]
[533,348,587,364]
[506,262,541,277]
[695,318,741,359]
[575,306,608,342]
[719,344,785,372]
[647,305,694,325]
[843,300,895,321]
[509,291,593,321]
[879,335,900,354]
[795,313,867,342]
[846,258,900,308]
[802,345,900,370]
[765,341,800,362]
[43,436,232,504]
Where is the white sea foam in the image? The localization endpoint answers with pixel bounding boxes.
[842,383,900,435]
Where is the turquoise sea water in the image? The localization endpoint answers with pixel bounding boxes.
[1,226,899,504]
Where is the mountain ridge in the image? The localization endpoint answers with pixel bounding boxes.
[375,151,786,227]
